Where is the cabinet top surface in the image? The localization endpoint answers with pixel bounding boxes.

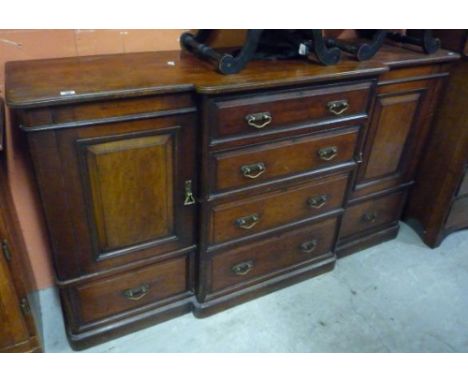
[5,43,459,109]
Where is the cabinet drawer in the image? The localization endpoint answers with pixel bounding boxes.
[209,82,371,140]
[457,169,468,197]
[210,216,338,293]
[340,191,406,239]
[73,255,191,324]
[210,172,349,245]
[445,196,468,230]
[212,127,359,192]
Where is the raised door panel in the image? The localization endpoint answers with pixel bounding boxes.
[28,115,197,280]
[82,134,174,256]
[363,93,419,179]
[352,77,440,199]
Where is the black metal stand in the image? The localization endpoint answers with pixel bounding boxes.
[180,29,343,74]
[180,30,441,75]
[326,30,387,61]
[299,30,342,66]
[386,30,441,54]
[180,29,264,74]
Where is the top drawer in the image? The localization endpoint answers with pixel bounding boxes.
[207,82,372,141]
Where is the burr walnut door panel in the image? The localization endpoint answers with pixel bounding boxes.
[28,115,197,280]
[81,134,175,254]
[352,78,442,198]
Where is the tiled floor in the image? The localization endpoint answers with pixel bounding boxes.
[36,223,468,352]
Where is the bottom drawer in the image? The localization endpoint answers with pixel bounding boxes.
[445,196,468,230]
[210,216,338,293]
[69,255,192,325]
[340,191,406,239]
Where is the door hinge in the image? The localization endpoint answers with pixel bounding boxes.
[20,297,31,316]
[2,239,12,261]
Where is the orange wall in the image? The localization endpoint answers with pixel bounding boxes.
[0,29,187,290]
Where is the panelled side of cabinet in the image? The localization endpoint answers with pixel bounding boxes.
[404,31,468,247]
[337,62,451,256]
[0,98,41,352]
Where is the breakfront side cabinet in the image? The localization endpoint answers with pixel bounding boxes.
[404,30,468,247]
[5,44,458,348]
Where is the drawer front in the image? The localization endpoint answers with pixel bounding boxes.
[457,169,468,197]
[73,255,191,324]
[209,82,371,140]
[210,172,349,245]
[211,216,338,293]
[340,191,406,239]
[213,127,359,192]
[446,196,468,230]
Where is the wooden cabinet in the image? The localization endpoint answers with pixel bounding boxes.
[0,98,41,352]
[5,44,458,348]
[404,31,468,247]
[337,62,449,256]
[354,73,444,197]
[27,114,197,280]
[19,98,198,348]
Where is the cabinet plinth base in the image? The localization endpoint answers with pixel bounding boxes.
[67,297,194,351]
[193,257,335,318]
[336,223,400,258]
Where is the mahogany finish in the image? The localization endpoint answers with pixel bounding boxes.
[211,127,359,193]
[207,82,371,140]
[63,254,193,330]
[210,216,338,293]
[5,43,459,348]
[209,172,349,245]
[404,31,468,247]
[340,190,407,240]
[27,114,197,281]
[0,98,41,352]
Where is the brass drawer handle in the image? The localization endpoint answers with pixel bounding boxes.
[362,211,378,223]
[307,194,328,209]
[241,162,266,179]
[235,213,260,230]
[232,260,254,276]
[318,146,338,161]
[245,112,272,129]
[327,100,349,115]
[300,239,318,254]
[122,283,150,301]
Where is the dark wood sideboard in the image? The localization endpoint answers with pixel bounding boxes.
[5,43,459,348]
[404,30,468,247]
[0,98,41,352]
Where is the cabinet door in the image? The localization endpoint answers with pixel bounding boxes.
[0,225,30,351]
[28,114,197,280]
[352,77,442,198]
